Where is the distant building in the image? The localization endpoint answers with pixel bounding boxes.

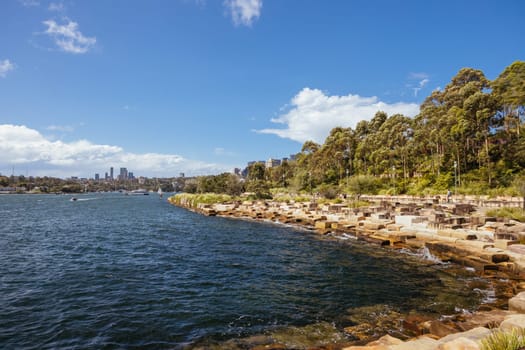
[95,173,100,181]
[119,167,128,180]
[104,172,108,180]
[110,167,114,180]
[265,158,281,168]
[128,172,134,180]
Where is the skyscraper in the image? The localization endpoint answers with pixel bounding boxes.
[110,167,114,180]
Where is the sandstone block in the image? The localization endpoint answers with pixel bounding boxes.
[508,244,525,255]
[363,222,386,230]
[389,336,438,350]
[509,292,525,313]
[429,320,458,338]
[437,337,480,350]
[437,229,477,240]
[314,221,333,230]
[438,327,490,344]
[500,314,525,331]
[494,239,519,250]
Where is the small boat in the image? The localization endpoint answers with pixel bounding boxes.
[128,189,149,195]
[70,197,78,201]
[158,187,163,198]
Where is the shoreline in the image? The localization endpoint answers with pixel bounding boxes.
[169,194,525,350]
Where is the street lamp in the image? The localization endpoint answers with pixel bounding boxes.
[453,161,457,200]
[392,166,396,196]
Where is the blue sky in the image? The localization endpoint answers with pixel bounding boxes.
[1,0,523,178]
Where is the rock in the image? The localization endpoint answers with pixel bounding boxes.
[343,323,374,341]
[437,327,490,344]
[402,314,433,336]
[458,309,515,331]
[389,336,438,350]
[369,335,404,346]
[342,335,404,349]
[500,314,525,331]
[509,292,525,313]
[508,244,525,255]
[429,320,459,338]
[437,337,480,350]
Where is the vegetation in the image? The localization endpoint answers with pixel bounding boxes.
[180,61,525,200]
[486,207,525,223]
[169,193,234,208]
[481,328,525,350]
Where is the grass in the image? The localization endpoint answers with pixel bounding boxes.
[486,207,525,223]
[481,328,525,350]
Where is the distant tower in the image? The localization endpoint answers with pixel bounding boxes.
[110,167,114,180]
[95,173,100,181]
[120,167,128,180]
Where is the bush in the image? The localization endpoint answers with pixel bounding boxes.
[169,193,233,208]
[486,207,525,222]
[316,183,339,199]
[346,175,382,195]
[481,328,525,350]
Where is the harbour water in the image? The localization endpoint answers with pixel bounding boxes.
[0,193,490,349]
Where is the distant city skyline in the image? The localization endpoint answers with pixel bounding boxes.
[1,0,523,178]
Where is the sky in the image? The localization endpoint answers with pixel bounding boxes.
[1,0,523,178]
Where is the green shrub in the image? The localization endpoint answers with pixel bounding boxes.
[481,328,525,350]
[347,175,382,195]
[486,207,525,222]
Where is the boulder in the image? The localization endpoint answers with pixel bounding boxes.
[500,314,525,331]
[437,337,480,350]
[458,309,515,331]
[389,336,438,350]
[343,335,403,350]
[509,292,525,313]
[437,327,490,344]
[429,320,459,338]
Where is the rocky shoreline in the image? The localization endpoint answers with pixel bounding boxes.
[169,194,525,350]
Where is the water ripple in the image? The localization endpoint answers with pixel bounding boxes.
[0,193,484,349]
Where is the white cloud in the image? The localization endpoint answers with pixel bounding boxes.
[48,2,65,12]
[19,0,39,7]
[224,0,262,26]
[0,124,230,177]
[43,19,96,54]
[46,124,75,132]
[408,72,430,97]
[0,59,15,78]
[256,88,420,144]
[214,147,236,156]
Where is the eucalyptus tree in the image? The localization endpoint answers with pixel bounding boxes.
[492,61,525,136]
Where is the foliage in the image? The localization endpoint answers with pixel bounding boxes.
[316,183,340,199]
[481,328,525,350]
[486,207,525,223]
[346,175,382,195]
[176,61,525,198]
[169,193,234,208]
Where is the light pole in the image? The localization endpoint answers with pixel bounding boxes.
[453,161,457,201]
[308,171,312,195]
[392,166,396,196]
